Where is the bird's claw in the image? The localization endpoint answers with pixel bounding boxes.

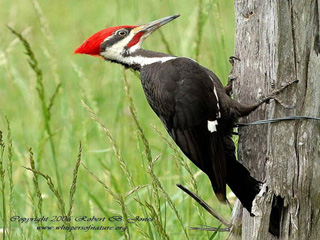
[226,56,241,96]
[228,56,241,65]
[225,77,237,95]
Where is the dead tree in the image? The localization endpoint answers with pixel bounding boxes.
[230,0,320,239]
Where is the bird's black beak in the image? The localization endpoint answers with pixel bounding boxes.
[133,14,180,37]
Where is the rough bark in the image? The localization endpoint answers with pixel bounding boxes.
[230,0,320,239]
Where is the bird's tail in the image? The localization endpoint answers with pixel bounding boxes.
[225,149,280,237]
[222,135,261,212]
[226,154,261,213]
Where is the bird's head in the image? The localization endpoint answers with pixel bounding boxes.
[74,14,180,63]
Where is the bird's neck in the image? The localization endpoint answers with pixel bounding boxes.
[108,49,176,71]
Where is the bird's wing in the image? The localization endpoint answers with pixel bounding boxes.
[158,58,228,202]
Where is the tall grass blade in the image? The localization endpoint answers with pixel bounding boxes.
[24,163,74,239]
[144,201,170,240]
[81,101,154,239]
[81,163,131,240]
[28,148,43,240]
[81,101,134,189]
[212,0,228,74]
[122,72,152,164]
[8,27,62,193]
[194,0,217,62]
[72,63,99,115]
[65,141,82,240]
[5,117,13,239]
[67,141,82,217]
[195,0,205,61]
[152,125,208,228]
[148,156,190,239]
[125,185,148,199]
[0,131,7,240]
[83,186,114,217]
[82,99,154,238]
[23,167,66,217]
[47,83,62,114]
[31,0,60,84]
[209,224,222,240]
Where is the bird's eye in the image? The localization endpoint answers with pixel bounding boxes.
[117,30,128,36]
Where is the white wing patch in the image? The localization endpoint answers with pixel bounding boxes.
[208,120,218,132]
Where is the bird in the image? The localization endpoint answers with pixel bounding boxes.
[74,14,296,233]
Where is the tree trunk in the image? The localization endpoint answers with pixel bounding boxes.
[230,0,320,239]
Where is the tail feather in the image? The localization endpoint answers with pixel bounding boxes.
[225,145,280,237]
[222,135,261,212]
[226,155,261,213]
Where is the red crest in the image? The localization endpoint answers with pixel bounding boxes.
[74,25,137,56]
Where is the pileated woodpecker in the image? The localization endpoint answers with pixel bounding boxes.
[75,15,295,226]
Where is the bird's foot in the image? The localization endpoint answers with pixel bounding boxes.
[229,56,241,66]
[226,56,241,96]
[224,77,236,95]
[259,80,299,109]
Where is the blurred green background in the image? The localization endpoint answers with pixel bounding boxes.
[0,0,235,239]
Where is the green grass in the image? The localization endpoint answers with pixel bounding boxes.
[0,0,235,239]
